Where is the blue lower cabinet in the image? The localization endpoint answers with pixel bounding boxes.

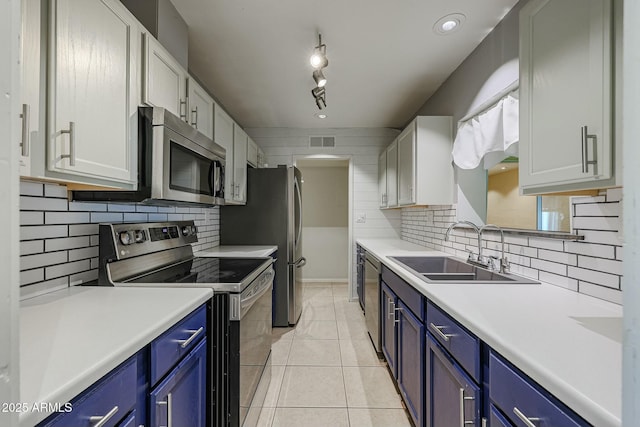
[118,410,137,427]
[490,404,514,427]
[381,282,398,377]
[397,300,425,427]
[150,338,208,427]
[426,334,481,427]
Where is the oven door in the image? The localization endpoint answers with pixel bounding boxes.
[152,125,225,205]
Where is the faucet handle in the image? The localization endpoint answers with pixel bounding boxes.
[501,256,510,272]
[465,249,477,262]
[487,256,500,271]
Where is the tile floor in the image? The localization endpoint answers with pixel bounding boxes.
[256,282,413,427]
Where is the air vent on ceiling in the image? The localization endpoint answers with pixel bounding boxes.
[309,136,335,148]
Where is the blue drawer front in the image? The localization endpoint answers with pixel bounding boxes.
[426,300,480,383]
[41,357,137,427]
[489,352,590,427]
[151,305,207,386]
[381,265,424,322]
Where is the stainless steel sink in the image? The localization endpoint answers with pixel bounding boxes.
[389,256,539,284]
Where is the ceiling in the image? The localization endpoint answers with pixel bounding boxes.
[171,0,518,129]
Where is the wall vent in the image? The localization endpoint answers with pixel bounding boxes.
[309,136,335,148]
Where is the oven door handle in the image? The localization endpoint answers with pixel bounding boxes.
[240,271,274,314]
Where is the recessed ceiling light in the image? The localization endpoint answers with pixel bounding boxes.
[434,13,466,35]
[500,166,507,170]
[316,113,327,119]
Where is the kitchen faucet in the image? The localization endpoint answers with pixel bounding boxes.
[479,224,510,273]
[444,221,486,267]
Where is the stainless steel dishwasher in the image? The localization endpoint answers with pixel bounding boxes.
[364,251,382,356]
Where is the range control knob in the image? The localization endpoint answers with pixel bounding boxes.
[134,230,146,243]
[119,231,133,245]
[182,226,193,237]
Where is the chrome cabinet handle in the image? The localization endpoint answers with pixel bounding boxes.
[178,326,204,349]
[191,105,198,128]
[481,417,487,427]
[158,393,173,427]
[20,104,30,156]
[179,98,187,121]
[581,125,598,174]
[513,407,540,427]
[459,388,475,426]
[388,300,395,319]
[394,306,402,323]
[429,323,452,342]
[60,122,75,166]
[89,405,118,427]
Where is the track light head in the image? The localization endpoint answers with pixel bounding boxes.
[313,70,327,87]
[311,86,326,110]
[310,34,328,69]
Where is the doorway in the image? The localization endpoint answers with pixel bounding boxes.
[295,157,352,288]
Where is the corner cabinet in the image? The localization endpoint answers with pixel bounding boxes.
[519,0,615,194]
[46,0,140,187]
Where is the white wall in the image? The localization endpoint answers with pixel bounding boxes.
[247,127,401,298]
[0,0,21,425]
[298,165,349,281]
[623,0,640,422]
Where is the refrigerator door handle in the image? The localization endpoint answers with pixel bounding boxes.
[294,176,303,247]
[289,257,306,268]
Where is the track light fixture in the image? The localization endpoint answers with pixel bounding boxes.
[310,34,328,109]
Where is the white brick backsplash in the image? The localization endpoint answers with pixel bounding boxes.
[21,251,68,270]
[401,196,622,304]
[537,249,577,266]
[45,236,90,252]
[20,240,43,256]
[578,282,623,304]
[46,260,91,280]
[21,225,68,240]
[157,206,176,213]
[539,271,578,291]
[21,211,43,225]
[21,196,68,211]
[606,187,622,202]
[167,214,184,221]
[568,266,620,289]
[19,180,221,297]
[572,216,619,231]
[574,202,620,217]
[530,258,568,276]
[577,256,623,276]
[20,181,43,196]
[44,184,68,198]
[564,242,615,259]
[45,211,90,224]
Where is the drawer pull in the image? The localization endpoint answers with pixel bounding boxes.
[429,322,453,342]
[178,326,204,349]
[388,300,395,319]
[513,407,540,427]
[89,405,118,427]
[459,388,475,426]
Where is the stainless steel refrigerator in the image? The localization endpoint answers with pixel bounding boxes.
[221,166,305,326]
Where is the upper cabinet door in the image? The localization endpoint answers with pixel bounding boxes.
[397,123,416,205]
[247,137,258,168]
[143,33,188,120]
[232,125,248,203]
[386,139,398,207]
[378,149,387,208]
[214,103,235,202]
[48,0,138,184]
[187,78,214,139]
[519,0,612,193]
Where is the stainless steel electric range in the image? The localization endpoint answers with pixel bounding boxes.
[97,220,273,427]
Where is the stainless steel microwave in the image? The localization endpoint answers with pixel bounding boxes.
[73,107,226,206]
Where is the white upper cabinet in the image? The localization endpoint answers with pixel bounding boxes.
[143,33,188,120]
[397,116,454,207]
[187,78,214,139]
[519,0,613,194]
[247,137,258,168]
[232,125,248,204]
[214,103,235,203]
[257,147,266,168]
[378,139,398,208]
[47,0,139,185]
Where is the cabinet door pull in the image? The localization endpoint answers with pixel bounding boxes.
[429,322,452,342]
[178,326,204,349]
[157,393,174,427]
[179,98,188,121]
[394,306,402,323]
[20,104,30,156]
[581,125,598,174]
[60,122,76,166]
[388,300,395,319]
[191,105,198,128]
[459,388,475,426]
[89,405,118,427]
[513,406,540,427]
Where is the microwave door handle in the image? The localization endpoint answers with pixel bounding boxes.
[208,162,215,196]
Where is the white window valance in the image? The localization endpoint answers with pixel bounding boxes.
[452,87,519,170]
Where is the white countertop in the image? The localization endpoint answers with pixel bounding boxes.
[19,286,213,426]
[357,238,621,427]
[195,245,277,258]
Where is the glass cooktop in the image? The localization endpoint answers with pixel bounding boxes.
[123,257,270,289]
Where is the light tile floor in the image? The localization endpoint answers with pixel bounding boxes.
[256,282,413,427]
